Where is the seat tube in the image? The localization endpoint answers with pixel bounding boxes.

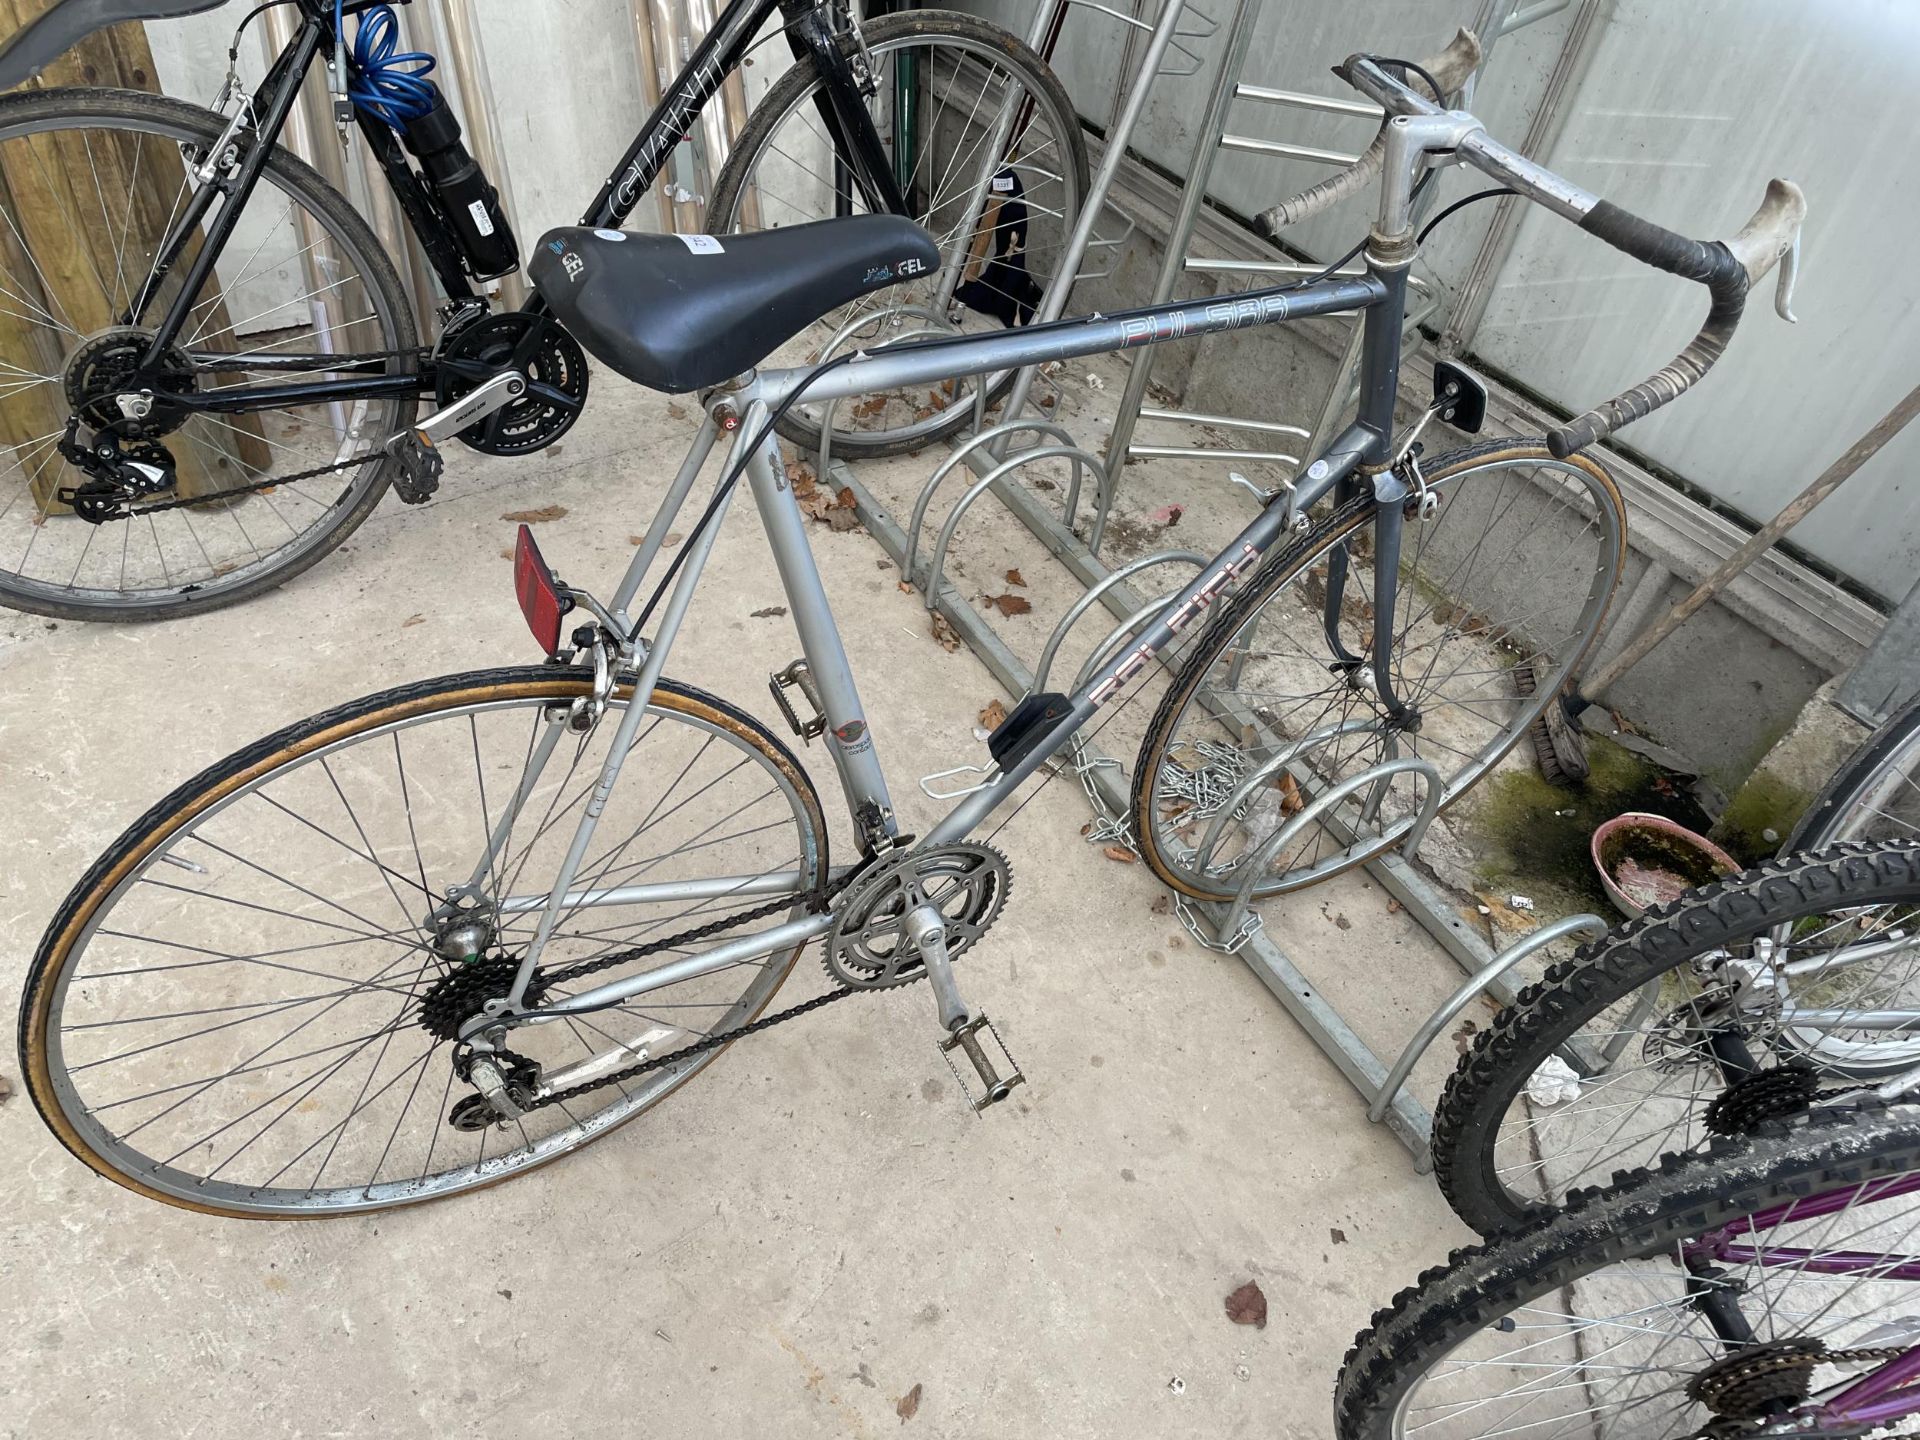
[744,426,900,839]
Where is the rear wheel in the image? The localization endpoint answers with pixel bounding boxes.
[1432,842,1920,1236]
[707,10,1089,459]
[17,668,828,1216]
[1338,1108,1920,1439]
[0,88,417,621]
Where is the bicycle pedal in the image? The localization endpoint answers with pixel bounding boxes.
[939,1013,1025,1114]
[385,429,444,505]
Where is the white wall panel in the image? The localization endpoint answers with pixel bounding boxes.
[1469,0,1918,601]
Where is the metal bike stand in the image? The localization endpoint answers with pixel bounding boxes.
[1102,0,1577,472]
[827,0,1606,1163]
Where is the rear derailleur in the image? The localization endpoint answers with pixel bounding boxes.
[54,419,179,522]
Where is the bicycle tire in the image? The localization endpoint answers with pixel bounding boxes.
[1131,438,1627,900]
[17,665,828,1217]
[0,87,418,622]
[1337,1105,1920,1439]
[1786,691,1920,852]
[1432,840,1920,1237]
[705,10,1089,460]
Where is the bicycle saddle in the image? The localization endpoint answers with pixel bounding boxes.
[528,215,941,394]
[0,1,230,90]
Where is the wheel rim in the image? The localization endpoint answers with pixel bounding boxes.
[0,103,410,613]
[710,30,1083,450]
[1482,889,1920,1221]
[1143,450,1624,897]
[33,681,824,1215]
[1821,721,1920,846]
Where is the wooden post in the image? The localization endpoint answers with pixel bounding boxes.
[0,2,270,512]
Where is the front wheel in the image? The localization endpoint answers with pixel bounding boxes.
[18,667,828,1217]
[706,10,1090,459]
[1132,439,1627,900]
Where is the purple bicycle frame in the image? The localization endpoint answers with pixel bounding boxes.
[1683,1169,1920,1426]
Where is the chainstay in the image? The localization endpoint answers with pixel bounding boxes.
[519,854,891,1112]
[522,982,863,1113]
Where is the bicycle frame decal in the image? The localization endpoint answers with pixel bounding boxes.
[1088,542,1262,704]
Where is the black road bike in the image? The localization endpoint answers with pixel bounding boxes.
[0,0,1087,619]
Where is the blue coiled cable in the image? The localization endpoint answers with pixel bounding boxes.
[336,0,438,129]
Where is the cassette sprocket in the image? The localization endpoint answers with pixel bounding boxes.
[824,841,1011,990]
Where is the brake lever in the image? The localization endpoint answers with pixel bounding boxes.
[1774,231,1801,323]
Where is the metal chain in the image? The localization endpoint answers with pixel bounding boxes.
[72,447,378,519]
[515,857,885,1114]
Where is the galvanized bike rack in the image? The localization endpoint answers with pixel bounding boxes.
[832,0,1611,1167]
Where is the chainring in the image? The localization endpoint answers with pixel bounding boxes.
[824,841,1011,990]
[434,312,588,455]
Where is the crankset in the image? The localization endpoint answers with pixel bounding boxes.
[434,312,588,455]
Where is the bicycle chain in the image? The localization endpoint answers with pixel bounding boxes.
[510,853,892,1116]
[67,445,376,518]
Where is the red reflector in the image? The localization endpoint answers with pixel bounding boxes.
[513,524,571,656]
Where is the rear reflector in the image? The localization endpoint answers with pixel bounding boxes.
[513,524,573,656]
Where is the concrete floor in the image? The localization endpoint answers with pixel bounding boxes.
[0,374,1478,1439]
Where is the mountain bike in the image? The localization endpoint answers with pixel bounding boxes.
[1431,839,1920,1236]
[0,0,1085,619]
[15,43,1804,1216]
[1340,1104,1920,1439]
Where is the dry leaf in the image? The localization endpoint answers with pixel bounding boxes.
[826,506,861,532]
[1005,568,1026,587]
[898,580,914,594]
[666,401,688,420]
[988,593,1032,617]
[1079,820,1094,837]
[835,485,856,509]
[1102,846,1136,864]
[1225,1280,1268,1329]
[665,532,684,547]
[785,458,813,489]
[498,548,513,560]
[1277,772,1305,815]
[929,612,961,652]
[1386,898,1404,914]
[750,605,786,619]
[896,1383,922,1423]
[502,505,568,524]
[400,614,425,628]
[628,534,646,545]
[1330,1227,1348,1245]
[978,698,1008,729]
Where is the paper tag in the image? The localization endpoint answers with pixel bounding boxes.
[673,233,725,255]
[991,174,1015,193]
[594,228,628,242]
[468,200,495,237]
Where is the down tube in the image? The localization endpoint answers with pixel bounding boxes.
[922,461,1361,847]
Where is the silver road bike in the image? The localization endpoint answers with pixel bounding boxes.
[19,48,1805,1216]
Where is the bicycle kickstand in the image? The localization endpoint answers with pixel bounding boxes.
[905,904,1025,1115]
